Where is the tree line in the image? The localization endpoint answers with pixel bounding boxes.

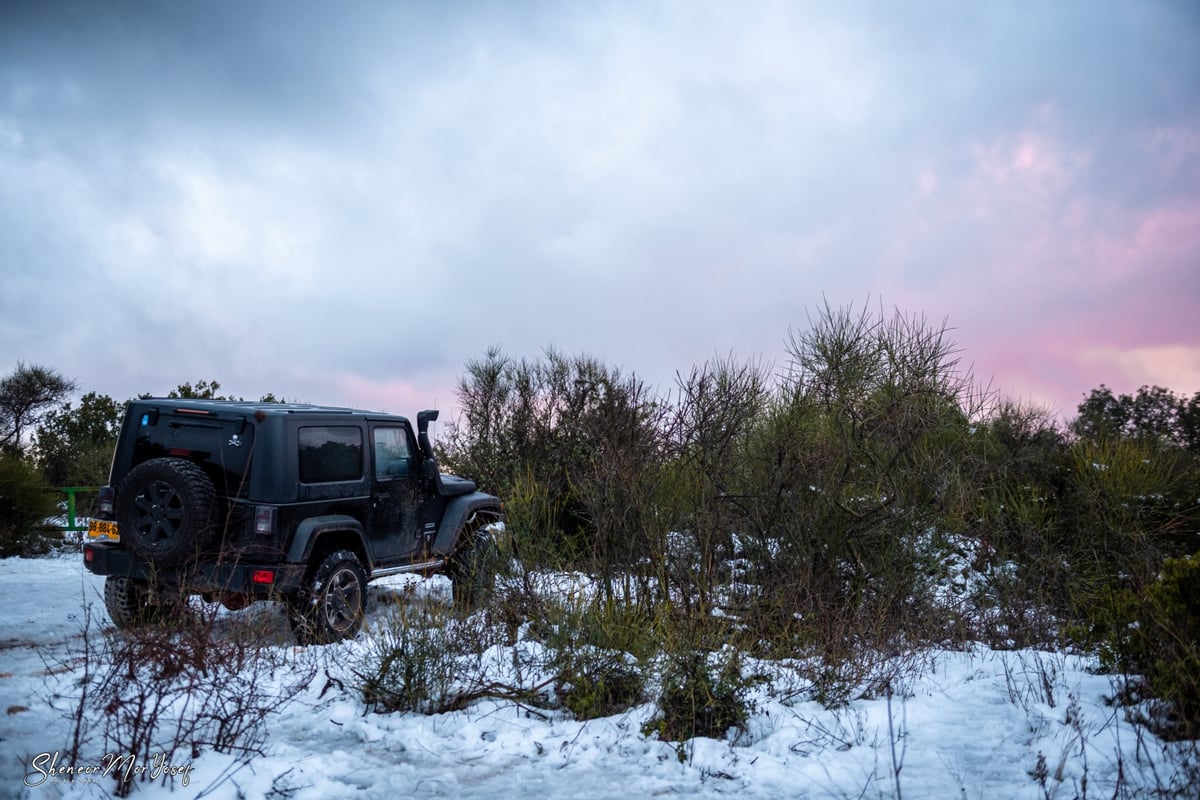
[437,304,1200,736]
[1,302,1197,737]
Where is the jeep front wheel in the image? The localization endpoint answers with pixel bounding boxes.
[117,457,219,568]
[288,550,367,645]
[447,527,499,612]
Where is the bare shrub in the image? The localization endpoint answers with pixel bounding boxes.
[440,346,665,577]
[656,356,771,614]
[55,604,315,797]
[568,374,669,600]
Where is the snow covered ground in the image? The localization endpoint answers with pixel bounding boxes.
[0,551,1192,800]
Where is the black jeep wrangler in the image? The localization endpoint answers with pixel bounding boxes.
[82,398,503,644]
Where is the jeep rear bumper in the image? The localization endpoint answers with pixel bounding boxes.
[83,542,307,596]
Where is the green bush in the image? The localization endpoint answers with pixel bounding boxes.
[503,468,574,567]
[559,651,645,721]
[725,304,985,655]
[536,595,654,720]
[644,649,751,743]
[1100,552,1200,740]
[960,396,1199,651]
[352,605,463,714]
[0,452,56,557]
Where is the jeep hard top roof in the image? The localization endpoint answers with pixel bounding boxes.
[132,398,408,421]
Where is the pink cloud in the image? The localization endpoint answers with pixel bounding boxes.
[273,366,459,420]
[971,127,1087,192]
[328,373,455,418]
[910,115,1200,417]
[1086,203,1200,284]
[1083,345,1200,392]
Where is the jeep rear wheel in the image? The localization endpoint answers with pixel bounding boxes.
[288,550,367,645]
[117,458,219,568]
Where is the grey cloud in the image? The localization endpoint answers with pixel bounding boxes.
[2,0,1197,413]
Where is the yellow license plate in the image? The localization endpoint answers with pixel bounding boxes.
[88,519,120,541]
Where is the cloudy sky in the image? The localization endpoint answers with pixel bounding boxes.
[2,1,1197,422]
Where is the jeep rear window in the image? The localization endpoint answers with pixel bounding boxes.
[129,414,255,495]
[298,426,363,483]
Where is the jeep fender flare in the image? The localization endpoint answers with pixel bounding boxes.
[286,515,370,570]
[431,493,503,556]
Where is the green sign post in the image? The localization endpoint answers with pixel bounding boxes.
[57,486,99,533]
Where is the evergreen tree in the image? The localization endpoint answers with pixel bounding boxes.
[34,392,123,487]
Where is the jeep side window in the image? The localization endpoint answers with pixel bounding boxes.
[298,426,363,483]
[373,426,413,480]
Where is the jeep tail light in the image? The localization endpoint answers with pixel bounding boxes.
[252,569,275,585]
[253,506,276,536]
[97,486,115,516]
[84,547,94,562]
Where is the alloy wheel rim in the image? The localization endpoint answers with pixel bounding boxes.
[321,567,362,632]
[132,480,184,543]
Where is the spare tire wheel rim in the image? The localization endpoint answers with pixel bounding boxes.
[133,480,186,544]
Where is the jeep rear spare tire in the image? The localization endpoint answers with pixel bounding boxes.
[117,457,219,568]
